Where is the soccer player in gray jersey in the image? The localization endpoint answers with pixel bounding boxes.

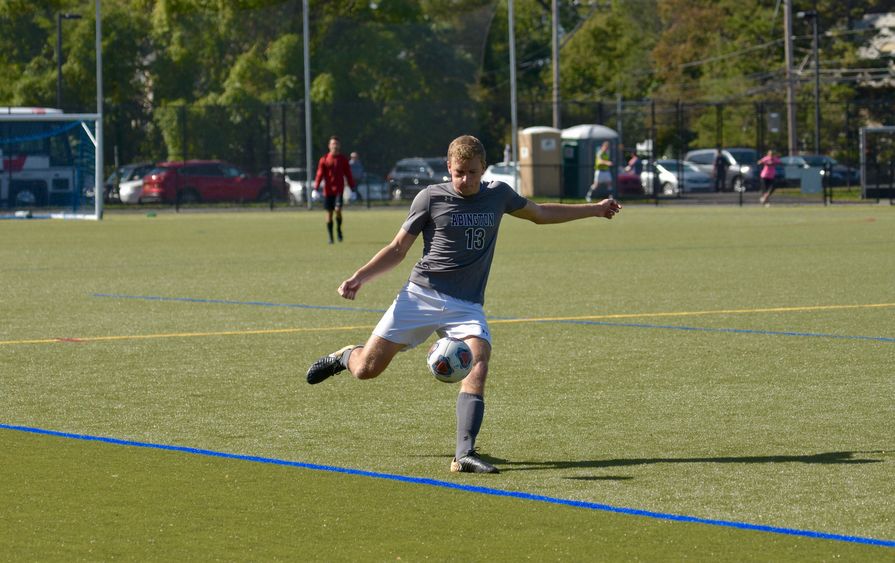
[307,135,621,474]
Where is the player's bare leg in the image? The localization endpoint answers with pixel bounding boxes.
[306,335,404,384]
[345,335,404,380]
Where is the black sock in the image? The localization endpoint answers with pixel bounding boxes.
[336,216,343,237]
[456,392,484,460]
[326,221,333,241]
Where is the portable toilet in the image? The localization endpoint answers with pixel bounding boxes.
[561,124,619,198]
[518,126,561,197]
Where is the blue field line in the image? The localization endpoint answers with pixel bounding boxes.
[92,293,387,314]
[91,293,894,344]
[549,319,895,343]
[2,423,892,549]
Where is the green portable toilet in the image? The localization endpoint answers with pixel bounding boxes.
[561,124,619,198]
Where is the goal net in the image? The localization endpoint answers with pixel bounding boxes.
[0,109,102,219]
[860,126,895,201]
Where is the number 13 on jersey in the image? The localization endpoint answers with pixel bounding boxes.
[464,228,486,250]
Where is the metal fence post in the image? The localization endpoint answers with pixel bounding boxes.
[175,104,186,213]
[266,105,274,211]
[844,101,851,194]
[716,104,724,149]
[651,100,658,206]
[756,101,764,155]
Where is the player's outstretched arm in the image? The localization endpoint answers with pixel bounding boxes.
[338,228,417,300]
[510,198,621,224]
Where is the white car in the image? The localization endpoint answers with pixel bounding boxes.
[118,177,146,203]
[641,159,712,195]
[105,162,155,203]
[272,167,308,205]
[482,161,518,191]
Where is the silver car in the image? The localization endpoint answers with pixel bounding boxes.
[641,159,712,195]
[685,148,759,192]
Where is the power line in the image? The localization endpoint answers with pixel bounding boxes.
[679,39,784,69]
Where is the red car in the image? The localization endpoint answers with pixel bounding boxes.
[617,168,645,196]
[141,160,275,204]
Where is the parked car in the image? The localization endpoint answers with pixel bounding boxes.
[104,162,154,203]
[780,155,859,186]
[118,176,145,204]
[586,167,643,199]
[354,172,391,201]
[387,157,450,200]
[141,160,273,204]
[482,161,518,191]
[641,159,713,195]
[685,148,760,191]
[272,167,308,205]
[617,167,644,196]
[284,169,388,203]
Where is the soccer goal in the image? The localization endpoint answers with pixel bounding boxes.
[859,126,895,202]
[0,108,103,219]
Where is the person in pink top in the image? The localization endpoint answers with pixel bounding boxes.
[314,135,357,243]
[758,149,782,205]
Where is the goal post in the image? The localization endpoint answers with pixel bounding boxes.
[0,1,104,220]
[0,111,103,220]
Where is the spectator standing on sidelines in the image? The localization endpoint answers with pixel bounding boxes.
[314,136,356,244]
[713,148,728,192]
[758,149,782,205]
[305,134,621,474]
[625,151,642,175]
[349,152,365,202]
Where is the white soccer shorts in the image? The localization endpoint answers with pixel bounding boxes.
[373,282,491,350]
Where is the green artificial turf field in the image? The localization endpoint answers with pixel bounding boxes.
[1,205,893,560]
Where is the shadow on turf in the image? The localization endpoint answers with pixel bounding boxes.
[490,451,883,473]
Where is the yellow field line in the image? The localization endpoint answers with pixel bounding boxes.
[2,302,893,346]
[0,325,374,346]
[488,302,895,325]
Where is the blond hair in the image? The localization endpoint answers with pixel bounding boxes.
[447,135,487,166]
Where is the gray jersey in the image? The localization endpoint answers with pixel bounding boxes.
[402,181,528,304]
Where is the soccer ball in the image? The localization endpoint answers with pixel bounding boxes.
[426,337,473,383]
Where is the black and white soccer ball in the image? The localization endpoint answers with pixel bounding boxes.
[426,337,473,383]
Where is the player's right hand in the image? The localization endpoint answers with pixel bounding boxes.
[338,277,362,300]
[597,198,622,219]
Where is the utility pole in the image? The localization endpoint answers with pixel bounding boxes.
[509,0,519,189]
[551,0,560,129]
[797,6,821,154]
[783,0,798,156]
[813,10,820,155]
[56,12,82,110]
[303,0,313,210]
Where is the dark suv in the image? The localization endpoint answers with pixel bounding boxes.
[386,157,450,200]
[141,160,274,204]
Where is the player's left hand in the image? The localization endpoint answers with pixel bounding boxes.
[596,198,622,219]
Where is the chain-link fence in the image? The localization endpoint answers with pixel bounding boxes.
[98,95,894,211]
[518,97,893,205]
